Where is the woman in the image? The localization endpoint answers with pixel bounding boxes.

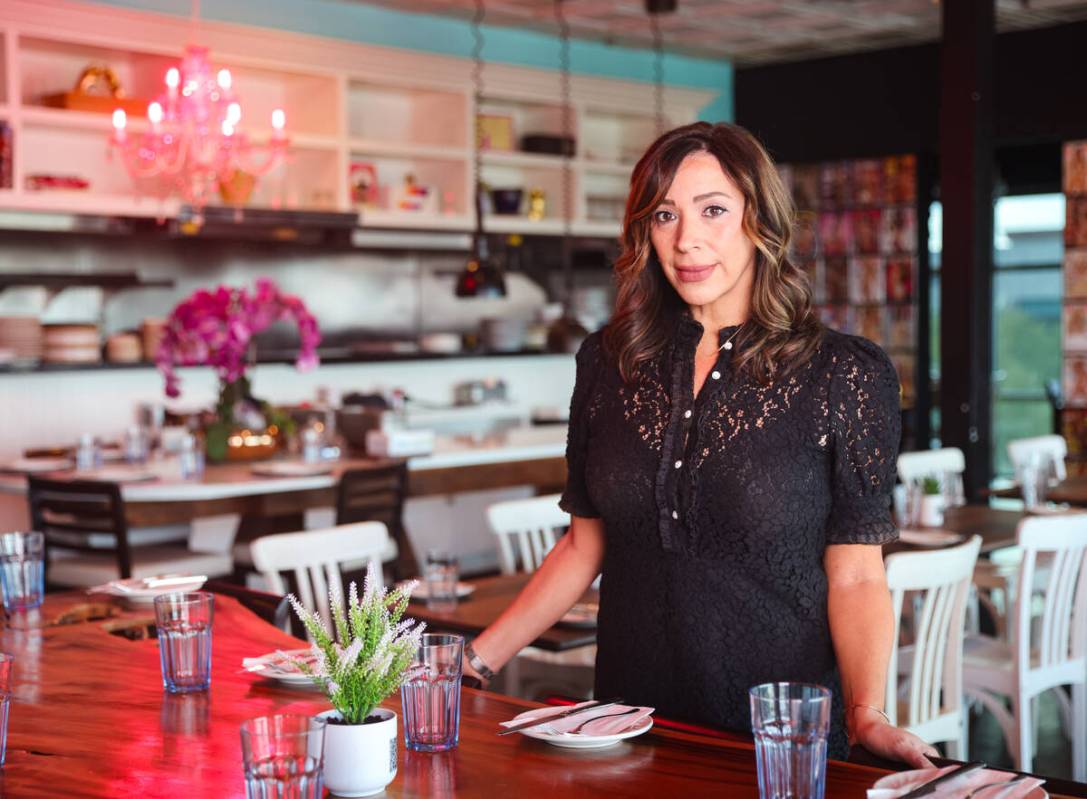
[464,122,937,767]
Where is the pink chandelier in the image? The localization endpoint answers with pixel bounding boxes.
[110,44,288,220]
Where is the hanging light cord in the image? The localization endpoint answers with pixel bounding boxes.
[650,12,665,136]
[471,0,486,243]
[555,0,574,300]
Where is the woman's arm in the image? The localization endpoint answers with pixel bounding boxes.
[464,514,605,680]
[826,543,938,768]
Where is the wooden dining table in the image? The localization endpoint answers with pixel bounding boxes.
[0,590,993,798]
[990,475,1087,508]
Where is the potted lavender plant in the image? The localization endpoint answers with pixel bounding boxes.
[289,564,425,797]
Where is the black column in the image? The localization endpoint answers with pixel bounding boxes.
[939,0,995,499]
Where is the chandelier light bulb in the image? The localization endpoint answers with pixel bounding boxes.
[148,102,164,126]
[112,109,127,132]
[165,67,180,90]
[217,68,232,90]
[271,108,286,133]
[221,120,235,137]
[226,102,242,125]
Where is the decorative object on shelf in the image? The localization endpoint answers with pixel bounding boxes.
[456,0,507,298]
[527,188,547,221]
[155,278,320,462]
[395,174,438,214]
[108,43,289,221]
[0,122,12,190]
[521,133,575,157]
[477,114,514,151]
[547,0,588,354]
[105,332,142,363]
[42,64,148,116]
[289,562,425,798]
[24,175,90,192]
[216,169,256,207]
[349,160,379,207]
[489,187,523,215]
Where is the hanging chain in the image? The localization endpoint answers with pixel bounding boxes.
[471,0,485,237]
[555,0,574,299]
[650,12,665,136]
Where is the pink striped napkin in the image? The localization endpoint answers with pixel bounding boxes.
[501,701,654,737]
[868,765,1046,798]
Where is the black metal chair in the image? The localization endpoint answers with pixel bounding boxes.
[28,476,232,587]
[335,462,417,581]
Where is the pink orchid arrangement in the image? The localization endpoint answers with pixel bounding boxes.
[156,278,321,398]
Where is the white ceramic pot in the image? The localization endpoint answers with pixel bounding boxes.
[919,494,945,527]
[316,708,398,798]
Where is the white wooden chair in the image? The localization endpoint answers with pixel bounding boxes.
[249,521,391,638]
[487,493,568,574]
[1007,434,1068,483]
[886,536,982,758]
[897,447,966,506]
[485,494,595,698]
[962,514,1087,780]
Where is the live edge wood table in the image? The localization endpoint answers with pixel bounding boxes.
[0,592,954,799]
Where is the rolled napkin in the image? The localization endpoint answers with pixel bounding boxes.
[500,701,654,737]
[869,766,1046,799]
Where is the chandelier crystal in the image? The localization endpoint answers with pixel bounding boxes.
[109,44,288,221]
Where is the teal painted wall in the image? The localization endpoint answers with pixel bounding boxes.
[89,0,733,121]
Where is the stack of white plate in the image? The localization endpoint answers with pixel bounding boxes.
[0,316,43,363]
[43,323,100,364]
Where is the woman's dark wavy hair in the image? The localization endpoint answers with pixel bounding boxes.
[603,121,822,384]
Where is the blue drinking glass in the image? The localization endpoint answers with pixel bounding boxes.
[401,634,463,752]
[0,532,45,613]
[154,592,214,693]
[749,682,832,799]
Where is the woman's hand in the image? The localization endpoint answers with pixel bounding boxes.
[851,712,939,769]
[461,654,489,690]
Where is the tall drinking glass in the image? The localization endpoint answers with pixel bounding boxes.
[0,532,45,612]
[401,633,463,752]
[0,653,12,767]
[154,592,213,693]
[424,550,458,612]
[749,682,832,799]
[240,714,326,799]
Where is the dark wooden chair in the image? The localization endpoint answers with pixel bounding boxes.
[203,579,301,638]
[28,476,232,588]
[335,462,417,581]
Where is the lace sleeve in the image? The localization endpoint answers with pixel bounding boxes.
[559,333,603,518]
[825,336,901,545]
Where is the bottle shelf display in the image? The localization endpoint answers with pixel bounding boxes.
[778,155,921,406]
[0,1,713,237]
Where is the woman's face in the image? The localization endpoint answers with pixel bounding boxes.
[650,151,756,322]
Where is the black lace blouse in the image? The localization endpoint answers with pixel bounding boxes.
[559,313,901,758]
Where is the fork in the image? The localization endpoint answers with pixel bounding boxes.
[566,707,639,735]
[964,775,1028,798]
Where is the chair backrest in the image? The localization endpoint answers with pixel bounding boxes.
[27,476,132,579]
[897,448,965,483]
[250,522,390,637]
[1007,434,1068,482]
[335,463,413,579]
[1012,515,1087,673]
[884,535,982,728]
[486,493,568,574]
[204,579,294,635]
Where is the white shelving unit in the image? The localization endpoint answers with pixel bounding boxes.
[0,0,715,238]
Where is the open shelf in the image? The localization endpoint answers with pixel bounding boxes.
[481,151,569,170]
[349,139,466,161]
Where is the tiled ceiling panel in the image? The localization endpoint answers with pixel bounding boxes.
[352,0,1087,65]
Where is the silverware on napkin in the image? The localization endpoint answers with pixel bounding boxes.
[497,698,624,736]
[900,762,988,799]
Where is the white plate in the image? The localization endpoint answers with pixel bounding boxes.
[0,457,72,473]
[897,529,966,547]
[402,581,476,600]
[77,467,158,483]
[871,767,1047,799]
[104,575,207,602]
[520,715,653,749]
[243,649,323,688]
[250,461,334,478]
